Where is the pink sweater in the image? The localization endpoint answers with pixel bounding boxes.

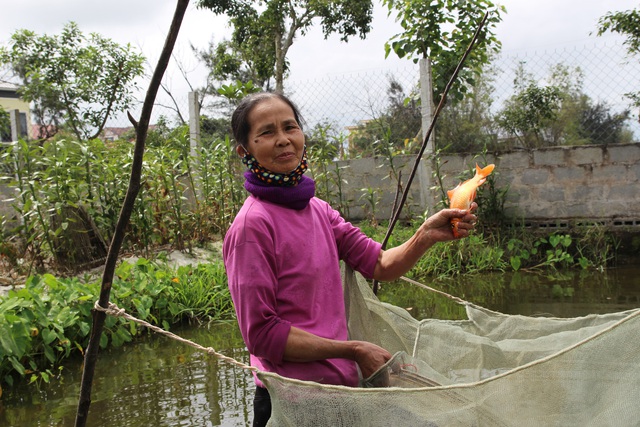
[223,196,382,388]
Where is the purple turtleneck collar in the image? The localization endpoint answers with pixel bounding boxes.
[243,170,315,210]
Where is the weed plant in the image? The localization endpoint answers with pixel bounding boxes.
[307,123,351,217]
[360,220,619,279]
[0,258,233,393]
[0,130,245,273]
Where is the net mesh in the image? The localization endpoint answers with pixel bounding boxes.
[258,266,640,426]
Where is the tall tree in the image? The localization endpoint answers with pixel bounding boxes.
[596,6,640,119]
[383,0,505,102]
[197,0,375,93]
[597,6,640,55]
[0,22,144,140]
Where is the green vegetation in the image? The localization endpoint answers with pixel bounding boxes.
[0,106,9,142]
[0,130,244,273]
[496,63,631,149]
[383,0,505,103]
[359,221,619,280]
[597,5,640,112]
[0,258,232,392]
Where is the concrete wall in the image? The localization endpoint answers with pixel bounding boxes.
[326,144,640,228]
[3,143,639,234]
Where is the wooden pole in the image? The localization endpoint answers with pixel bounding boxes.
[74,1,190,425]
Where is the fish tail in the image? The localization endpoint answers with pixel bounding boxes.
[476,163,495,177]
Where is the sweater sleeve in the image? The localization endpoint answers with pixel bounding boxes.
[327,205,382,279]
[223,213,292,365]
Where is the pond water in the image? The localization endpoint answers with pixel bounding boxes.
[1,266,639,426]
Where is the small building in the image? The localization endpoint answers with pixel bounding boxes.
[101,126,134,142]
[0,82,32,142]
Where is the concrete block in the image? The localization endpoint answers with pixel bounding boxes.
[533,148,567,166]
[527,202,560,217]
[504,190,522,205]
[521,168,551,185]
[609,185,640,207]
[569,184,605,202]
[608,144,640,164]
[591,164,627,182]
[538,185,566,203]
[587,200,626,218]
[554,166,588,183]
[350,157,376,175]
[440,155,466,175]
[498,151,531,169]
[563,202,589,218]
[569,146,604,165]
[315,145,640,223]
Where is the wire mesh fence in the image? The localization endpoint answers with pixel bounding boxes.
[104,39,639,145]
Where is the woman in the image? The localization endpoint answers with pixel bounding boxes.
[222,92,477,427]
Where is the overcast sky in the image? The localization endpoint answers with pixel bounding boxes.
[0,0,637,125]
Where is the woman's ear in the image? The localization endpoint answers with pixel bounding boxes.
[236,145,247,158]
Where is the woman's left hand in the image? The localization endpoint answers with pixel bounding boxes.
[372,203,478,282]
[422,202,478,242]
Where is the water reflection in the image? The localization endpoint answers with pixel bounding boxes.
[379,266,640,320]
[0,323,254,427]
[1,267,639,426]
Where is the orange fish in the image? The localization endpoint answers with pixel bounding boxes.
[447,163,495,237]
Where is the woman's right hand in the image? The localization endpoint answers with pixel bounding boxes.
[284,327,391,379]
[350,341,392,379]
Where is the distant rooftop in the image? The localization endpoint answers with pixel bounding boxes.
[0,82,20,91]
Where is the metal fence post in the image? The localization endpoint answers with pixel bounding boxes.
[188,91,202,202]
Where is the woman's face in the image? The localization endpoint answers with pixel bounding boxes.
[238,97,305,174]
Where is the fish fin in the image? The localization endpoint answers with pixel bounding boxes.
[447,188,454,201]
[451,218,461,238]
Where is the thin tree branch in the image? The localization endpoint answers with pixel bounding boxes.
[372,12,489,295]
[89,61,125,140]
[159,82,187,124]
[74,1,190,425]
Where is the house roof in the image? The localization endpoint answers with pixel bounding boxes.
[0,82,20,91]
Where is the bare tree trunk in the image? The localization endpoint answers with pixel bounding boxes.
[274,28,284,94]
[74,1,190,425]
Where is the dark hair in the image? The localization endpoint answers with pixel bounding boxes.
[231,92,305,147]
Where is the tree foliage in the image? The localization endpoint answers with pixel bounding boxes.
[497,63,631,149]
[0,106,9,141]
[383,0,505,102]
[193,37,274,93]
[596,6,640,117]
[197,0,374,93]
[597,6,640,56]
[349,76,421,157]
[0,22,145,140]
[436,62,498,153]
